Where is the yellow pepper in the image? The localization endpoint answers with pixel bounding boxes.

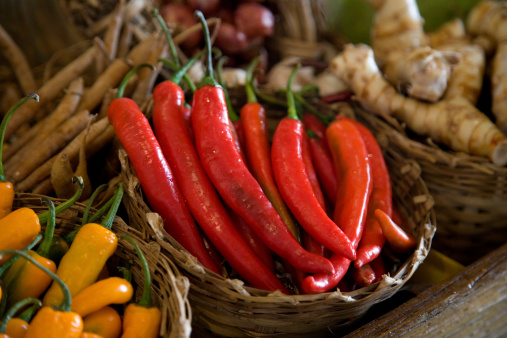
[0,250,84,338]
[82,306,122,338]
[2,302,41,338]
[0,208,41,265]
[0,297,41,338]
[43,184,123,307]
[71,277,133,317]
[120,236,161,338]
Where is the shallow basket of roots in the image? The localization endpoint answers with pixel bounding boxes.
[354,106,507,265]
[12,194,192,338]
[118,100,436,336]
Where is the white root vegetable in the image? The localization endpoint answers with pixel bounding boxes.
[427,18,468,48]
[366,0,459,102]
[440,43,485,105]
[383,47,460,102]
[466,0,507,134]
[330,44,507,166]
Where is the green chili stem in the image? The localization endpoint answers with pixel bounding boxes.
[117,64,155,98]
[158,59,197,93]
[0,233,43,278]
[286,64,301,120]
[194,10,219,88]
[245,57,261,104]
[18,303,41,323]
[0,297,41,333]
[121,236,152,307]
[37,197,56,258]
[82,184,109,226]
[293,92,334,125]
[100,182,124,230]
[171,49,206,86]
[38,176,84,225]
[0,250,72,312]
[0,93,39,181]
[152,8,180,68]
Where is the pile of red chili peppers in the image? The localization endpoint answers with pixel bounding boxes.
[108,10,417,295]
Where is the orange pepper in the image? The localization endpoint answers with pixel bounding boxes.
[0,250,83,338]
[0,94,39,220]
[82,306,122,338]
[0,297,41,338]
[120,236,161,338]
[0,208,41,265]
[3,199,58,308]
[80,333,104,338]
[71,277,133,318]
[43,184,123,307]
[375,208,417,253]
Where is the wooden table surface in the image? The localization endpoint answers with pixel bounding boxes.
[345,242,507,337]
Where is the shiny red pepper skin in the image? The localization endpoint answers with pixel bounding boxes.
[346,117,392,268]
[240,102,300,240]
[191,85,334,275]
[303,114,338,206]
[302,116,373,293]
[152,81,287,292]
[107,97,219,274]
[302,132,327,209]
[271,117,355,260]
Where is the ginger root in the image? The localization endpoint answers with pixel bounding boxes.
[366,0,461,102]
[467,0,507,134]
[330,44,507,166]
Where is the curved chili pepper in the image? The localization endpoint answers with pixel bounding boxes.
[303,113,338,206]
[343,117,393,268]
[0,94,39,219]
[351,263,376,288]
[227,207,275,272]
[374,209,416,254]
[302,131,327,209]
[271,65,355,261]
[240,57,300,241]
[42,184,123,307]
[1,249,84,337]
[191,11,334,276]
[0,297,41,338]
[302,116,373,293]
[152,51,286,292]
[120,236,161,338]
[107,64,219,274]
[369,254,387,283]
[82,306,122,338]
[71,277,133,318]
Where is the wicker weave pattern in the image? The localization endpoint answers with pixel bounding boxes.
[13,194,192,338]
[119,111,436,336]
[355,106,507,265]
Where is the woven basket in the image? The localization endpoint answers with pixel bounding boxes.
[353,106,507,265]
[118,96,436,336]
[12,193,192,338]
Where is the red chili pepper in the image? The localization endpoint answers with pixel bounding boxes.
[301,116,373,293]
[303,113,338,206]
[271,65,355,261]
[227,207,275,272]
[369,254,387,283]
[152,79,286,292]
[301,131,327,209]
[343,117,393,268]
[375,208,416,254]
[351,263,376,288]
[107,64,219,274]
[191,11,334,276]
[240,57,300,241]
